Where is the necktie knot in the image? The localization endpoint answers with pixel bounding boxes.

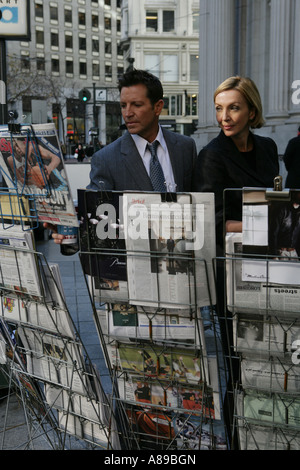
[147,141,159,160]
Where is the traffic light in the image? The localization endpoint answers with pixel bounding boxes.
[79,88,91,102]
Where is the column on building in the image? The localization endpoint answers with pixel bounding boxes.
[266,0,291,121]
[195,0,235,148]
[288,0,300,124]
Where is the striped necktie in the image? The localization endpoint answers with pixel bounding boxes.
[147,141,166,192]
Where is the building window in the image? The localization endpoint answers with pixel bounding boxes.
[162,95,182,116]
[105,39,112,55]
[78,10,86,27]
[79,60,87,76]
[66,58,74,75]
[92,13,98,29]
[193,11,199,33]
[92,37,99,54]
[146,11,158,32]
[36,28,44,47]
[51,56,60,74]
[163,55,178,82]
[163,11,175,32]
[51,30,59,49]
[65,32,73,50]
[117,18,121,33]
[117,41,123,57]
[21,52,30,72]
[92,61,100,77]
[50,4,58,22]
[105,63,112,80]
[36,55,45,72]
[190,54,199,81]
[104,0,111,7]
[35,2,43,20]
[104,15,111,31]
[65,7,72,24]
[185,94,198,116]
[144,54,159,76]
[79,35,87,52]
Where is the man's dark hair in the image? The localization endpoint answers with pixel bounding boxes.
[118,69,163,106]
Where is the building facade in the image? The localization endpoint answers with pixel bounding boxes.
[194,0,300,164]
[5,0,124,148]
[121,0,200,136]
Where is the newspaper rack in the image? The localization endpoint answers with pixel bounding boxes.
[77,189,229,450]
[223,184,300,450]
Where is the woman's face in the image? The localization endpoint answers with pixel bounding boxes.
[214,89,255,141]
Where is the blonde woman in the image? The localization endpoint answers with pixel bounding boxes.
[194,76,279,253]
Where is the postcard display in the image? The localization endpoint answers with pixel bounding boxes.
[78,188,229,450]
[226,188,300,450]
[0,124,120,450]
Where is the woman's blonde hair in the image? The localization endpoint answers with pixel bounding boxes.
[214,76,265,129]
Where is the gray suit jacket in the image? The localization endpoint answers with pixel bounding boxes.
[87,128,197,192]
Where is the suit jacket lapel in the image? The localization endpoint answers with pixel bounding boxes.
[162,128,183,191]
[120,132,153,191]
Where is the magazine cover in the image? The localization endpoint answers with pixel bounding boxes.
[0,123,78,227]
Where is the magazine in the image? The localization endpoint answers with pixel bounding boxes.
[0,123,78,227]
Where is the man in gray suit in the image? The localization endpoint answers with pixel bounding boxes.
[47,69,197,244]
[87,69,197,193]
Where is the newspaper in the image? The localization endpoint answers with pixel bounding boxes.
[240,357,300,393]
[57,409,120,449]
[0,123,78,227]
[18,327,89,395]
[124,192,216,309]
[106,303,207,348]
[40,262,66,308]
[235,391,300,450]
[0,296,75,339]
[242,388,300,428]
[233,312,300,357]
[0,224,42,297]
[226,232,300,315]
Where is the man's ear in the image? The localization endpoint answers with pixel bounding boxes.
[155,99,164,116]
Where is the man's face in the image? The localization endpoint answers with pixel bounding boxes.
[120,83,163,142]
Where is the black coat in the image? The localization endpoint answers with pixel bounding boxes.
[283,135,300,189]
[193,130,279,249]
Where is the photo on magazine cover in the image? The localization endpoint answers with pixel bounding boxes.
[0,124,78,226]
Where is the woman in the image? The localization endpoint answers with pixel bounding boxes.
[194,76,279,253]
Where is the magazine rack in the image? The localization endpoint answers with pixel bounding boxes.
[0,124,121,450]
[0,241,121,449]
[222,186,300,450]
[77,189,229,450]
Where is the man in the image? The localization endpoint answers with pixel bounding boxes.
[47,69,197,244]
[87,69,197,192]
